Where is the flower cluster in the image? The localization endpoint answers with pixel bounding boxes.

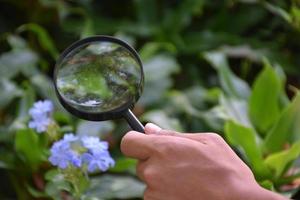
[28,100,54,133]
[49,133,115,172]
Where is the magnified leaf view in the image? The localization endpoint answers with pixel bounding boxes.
[56,42,142,113]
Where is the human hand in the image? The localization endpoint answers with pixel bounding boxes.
[121,123,287,200]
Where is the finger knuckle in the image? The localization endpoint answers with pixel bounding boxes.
[206,132,223,141]
[120,131,136,155]
[143,167,157,184]
[157,140,177,155]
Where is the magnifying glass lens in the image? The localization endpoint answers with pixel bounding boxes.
[56,41,142,113]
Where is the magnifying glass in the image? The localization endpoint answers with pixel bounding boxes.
[53,36,145,133]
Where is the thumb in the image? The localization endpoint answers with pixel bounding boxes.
[145,123,183,137]
[145,124,213,144]
[144,123,162,135]
[121,131,153,160]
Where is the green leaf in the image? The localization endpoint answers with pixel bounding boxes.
[8,85,36,132]
[265,141,300,178]
[139,42,177,61]
[30,74,57,101]
[258,180,274,190]
[264,92,300,153]
[0,78,23,109]
[225,120,270,179]
[203,51,250,99]
[17,84,36,119]
[220,95,252,127]
[0,50,38,79]
[249,62,281,134]
[168,90,202,118]
[202,106,226,131]
[17,23,58,59]
[84,175,145,199]
[7,35,27,49]
[110,158,137,174]
[45,169,72,200]
[26,185,48,198]
[138,54,180,106]
[142,110,183,131]
[263,2,292,24]
[15,129,46,170]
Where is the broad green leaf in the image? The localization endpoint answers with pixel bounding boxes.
[17,23,58,59]
[30,74,57,102]
[45,169,62,181]
[139,42,177,61]
[84,175,145,199]
[264,92,300,153]
[203,106,227,131]
[225,120,270,179]
[0,78,23,109]
[219,45,263,63]
[8,85,36,132]
[0,50,38,79]
[17,84,36,119]
[80,17,94,38]
[265,141,300,178]
[27,185,48,198]
[45,181,71,200]
[142,110,183,131]
[138,54,180,106]
[110,158,137,174]
[168,90,202,118]
[7,35,27,49]
[220,95,252,127]
[259,180,274,190]
[204,51,250,99]
[249,62,281,134]
[45,169,72,200]
[263,2,291,23]
[15,129,46,170]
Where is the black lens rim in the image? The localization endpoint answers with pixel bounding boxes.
[53,35,144,121]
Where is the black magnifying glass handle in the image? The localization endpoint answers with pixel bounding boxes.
[123,109,145,133]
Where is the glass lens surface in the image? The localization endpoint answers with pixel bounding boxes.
[55,41,142,113]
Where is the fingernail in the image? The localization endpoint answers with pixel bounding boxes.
[145,123,162,134]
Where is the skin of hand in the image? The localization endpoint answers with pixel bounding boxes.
[120,123,288,200]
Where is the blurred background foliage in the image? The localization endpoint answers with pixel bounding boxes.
[1,0,300,199]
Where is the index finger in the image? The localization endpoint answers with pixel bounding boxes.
[120,131,153,160]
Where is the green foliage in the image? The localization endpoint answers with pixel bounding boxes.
[249,61,282,134]
[265,141,300,178]
[0,0,300,199]
[15,129,47,170]
[225,120,269,179]
[264,92,300,153]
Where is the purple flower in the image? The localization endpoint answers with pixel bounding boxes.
[63,133,79,143]
[48,134,114,172]
[28,100,53,133]
[28,116,51,133]
[81,136,109,153]
[48,138,75,169]
[82,151,115,172]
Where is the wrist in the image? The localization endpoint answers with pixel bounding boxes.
[234,183,288,200]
